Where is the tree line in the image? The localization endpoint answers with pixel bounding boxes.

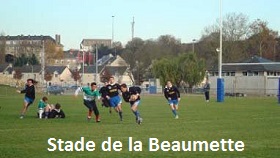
[120,13,279,88]
[1,13,279,88]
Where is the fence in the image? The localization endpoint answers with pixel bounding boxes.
[209,76,279,96]
[0,83,278,97]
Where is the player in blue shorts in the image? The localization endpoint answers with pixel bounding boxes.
[120,84,143,125]
[105,76,123,121]
[17,79,36,119]
[164,81,181,119]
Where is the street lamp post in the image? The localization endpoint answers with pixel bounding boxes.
[41,39,45,89]
[192,39,196,53]
[27,62,34,79]
[274,41,278,61]
[95,44,98,83]
[112,15,117,56]
[112,15,114,48]
[217,0,224,102]
[82,49,85,85]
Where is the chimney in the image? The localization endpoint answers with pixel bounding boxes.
[55,34,61,45]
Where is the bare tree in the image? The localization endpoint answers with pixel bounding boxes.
[13,68,23,87]
[247,19,279,59]
[44,40,64,64]
[71,69,81,85]
[201,12,250,63]
[44,71,53,86]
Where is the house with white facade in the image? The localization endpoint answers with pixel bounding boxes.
[44,66,74,86]
[81,55,134,86]
[208,56,280,96]
[0,54,135,88]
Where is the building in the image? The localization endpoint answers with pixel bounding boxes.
[44,66,73,86]
[208,56,280,96]
[0,34,63,62]
[53,49,80,68]
[16,64,42,83]
[80,39,112,51]
[99,55,134,85]
[0,54,134,88]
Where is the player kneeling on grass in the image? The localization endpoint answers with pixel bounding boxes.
[164,81,181,119]
[38,96,50,119]
[75,82,101,122]
[38,97,65,119]
[120,84,143,125]
[48,103,65,118]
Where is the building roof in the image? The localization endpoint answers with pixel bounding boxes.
[239,56,272,63]
[81,39,112,48]
[0,64,9,72]
[83,65,103,73]
[45,66,67,74]
[17,65,42,73]
[63,49,80,59]
[210,56,280,72]
[102,66,128,76]
[108,55,129,67]
[97,54,115,66]
[2,35,55,42]
[81,39,111,44]
[0,64,14,74]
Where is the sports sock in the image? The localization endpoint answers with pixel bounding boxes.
[88,110,93,118]
[96,115,100,122]
[119,111,123,120]
[45,112,49,118]
[172,109,177,116]
[133,110,140,118]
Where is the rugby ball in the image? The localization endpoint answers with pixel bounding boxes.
[130,95,137,101]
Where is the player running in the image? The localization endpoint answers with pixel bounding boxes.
[120,84,143,125]
[75,82,101,122]
[17,79,36,119]
[105,76,123,121]
[164,81,181,119]
[99,81,112,114]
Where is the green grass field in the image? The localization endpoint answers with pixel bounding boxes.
[0,85,280,158]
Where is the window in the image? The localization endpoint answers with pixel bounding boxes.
[253,71,259,76]
[230,72,235,76]
[242,72,247,76]
[267,71,280,76]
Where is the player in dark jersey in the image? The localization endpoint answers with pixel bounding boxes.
[120,84,143,124]
[164,81,181,119]
[105,76,123,121]
[17,79,36,119]
[99,81,112,113]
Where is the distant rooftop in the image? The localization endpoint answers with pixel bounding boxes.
[2,35,55,42]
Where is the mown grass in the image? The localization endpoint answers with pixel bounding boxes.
[0,85,279,158]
